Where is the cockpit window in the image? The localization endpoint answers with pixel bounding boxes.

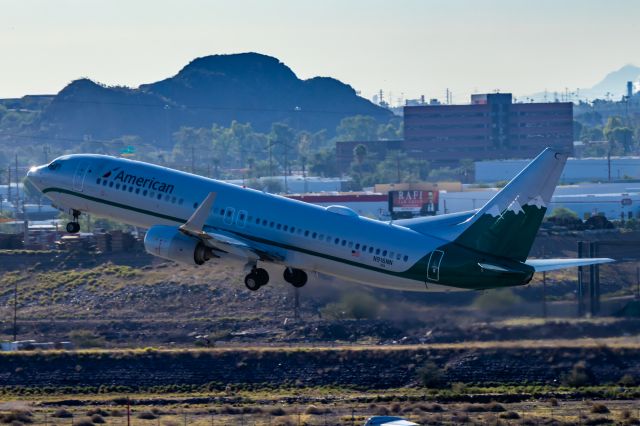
[47,161,61,171]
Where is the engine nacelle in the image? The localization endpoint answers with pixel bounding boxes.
[144,225,214,265]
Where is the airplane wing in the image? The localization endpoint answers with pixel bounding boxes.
[525,258,614,272]
[179,192,284,263]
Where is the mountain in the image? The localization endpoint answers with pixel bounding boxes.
[523,64,640,102]
[34,53,392,146]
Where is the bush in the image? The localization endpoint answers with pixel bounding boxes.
[417,361,446,388]
[74,419,94,426]
[500,411,520,419]
[0,411,32,424]
[321,291,380,320]
[562,361,592,387]
[472,288,523,315]
[305,406,331,415]
[86,409,109,417]
[52,409,73,418]
[591,404,610,414]
[137,412,158,420]
[619,374,637,386]
[269,407,287,416]
[91,414,105,424]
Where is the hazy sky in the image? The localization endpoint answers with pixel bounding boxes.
[1,0,639,103]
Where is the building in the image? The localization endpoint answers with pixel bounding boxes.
[404,93,573,164]
[475,157,640,183]
[335,93,573,173]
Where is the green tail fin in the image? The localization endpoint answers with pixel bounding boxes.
[454,148,567,262]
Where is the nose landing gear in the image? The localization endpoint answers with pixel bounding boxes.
[284,268,308,288]
[65,209,81,234]
[244,267,269,291]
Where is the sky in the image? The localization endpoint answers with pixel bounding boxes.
[1,0,639,104]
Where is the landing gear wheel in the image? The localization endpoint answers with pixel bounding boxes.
[244,268,269,291]
[255,268,269,286]
[66,221,80,233]
[244,273,261,291]
[284,268,308,288]
[66,209,81,234]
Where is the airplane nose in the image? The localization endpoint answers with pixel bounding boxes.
[26,165,46,189]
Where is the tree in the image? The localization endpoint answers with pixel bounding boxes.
[308,148,338,177]
[336,115,378,141]
[603,116,635,154]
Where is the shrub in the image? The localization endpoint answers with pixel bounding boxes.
[269,407,287,416]
[320,291,380,320]
[137,412,158,420]
[305,406,330,415]
[417,361,445,388]
[52,409,73,418]
[91,414,105,424]
[562,361,592,387]
[74,419,94,426]
[472,288,522,314]
[87,409,109,417]
[500,411,520,419]
[619,374,637,386]
[0,411,32,424]
[591,404,610,414]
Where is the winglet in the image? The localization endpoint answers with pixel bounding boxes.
[180,192,217,234]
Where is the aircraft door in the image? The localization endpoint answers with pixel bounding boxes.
[426,250,444,282]
[72,161,90,192]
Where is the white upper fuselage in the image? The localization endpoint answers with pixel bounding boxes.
[27,154,450,291]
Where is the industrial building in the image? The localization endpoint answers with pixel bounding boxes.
[475,156,640,183]
[335,93,573,172]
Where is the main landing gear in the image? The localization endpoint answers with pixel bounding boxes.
[284,267,308,288]
[65,209,81,234]
[244,267,269,291]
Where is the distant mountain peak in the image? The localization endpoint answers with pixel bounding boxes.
[591,63,640,92]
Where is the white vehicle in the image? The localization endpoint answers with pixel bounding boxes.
[26,148,612,292]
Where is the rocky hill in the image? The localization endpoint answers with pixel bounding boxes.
[34,53,391,147]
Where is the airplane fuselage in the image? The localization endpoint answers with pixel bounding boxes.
[27,154,536,292]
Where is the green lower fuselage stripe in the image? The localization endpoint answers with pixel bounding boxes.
[42,187,425,283]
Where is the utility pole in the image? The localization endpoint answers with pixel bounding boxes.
[15,154,19,206]
[13,280,18,341]
[191,145,195,174]
[542,247,547,318]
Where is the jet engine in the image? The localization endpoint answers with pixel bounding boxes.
[144,225,215,265]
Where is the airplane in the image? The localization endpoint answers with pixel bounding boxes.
[26,147,613,292]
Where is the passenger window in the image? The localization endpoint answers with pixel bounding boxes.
[355,243,360,249]
[277,224,282,230]
[334,238,339,244]
[403,255,409,262]
[341,240,346,246]
[382,250,387,256]
[304,230,309,236]
[283,225,288,231]
[396,253,401,260]
[237,210,247,228]
[375,249,380,255]
[224,207,235,226]
[369,247,374,253]
[312,232,317,238]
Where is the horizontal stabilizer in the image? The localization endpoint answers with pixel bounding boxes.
[526,258,614,272]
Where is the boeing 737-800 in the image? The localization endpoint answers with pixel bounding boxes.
[26,148,612,292]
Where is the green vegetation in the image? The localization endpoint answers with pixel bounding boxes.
[472,288,523,315]
[320,291,380,320]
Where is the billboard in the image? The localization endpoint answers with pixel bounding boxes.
[389,190,439,216]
